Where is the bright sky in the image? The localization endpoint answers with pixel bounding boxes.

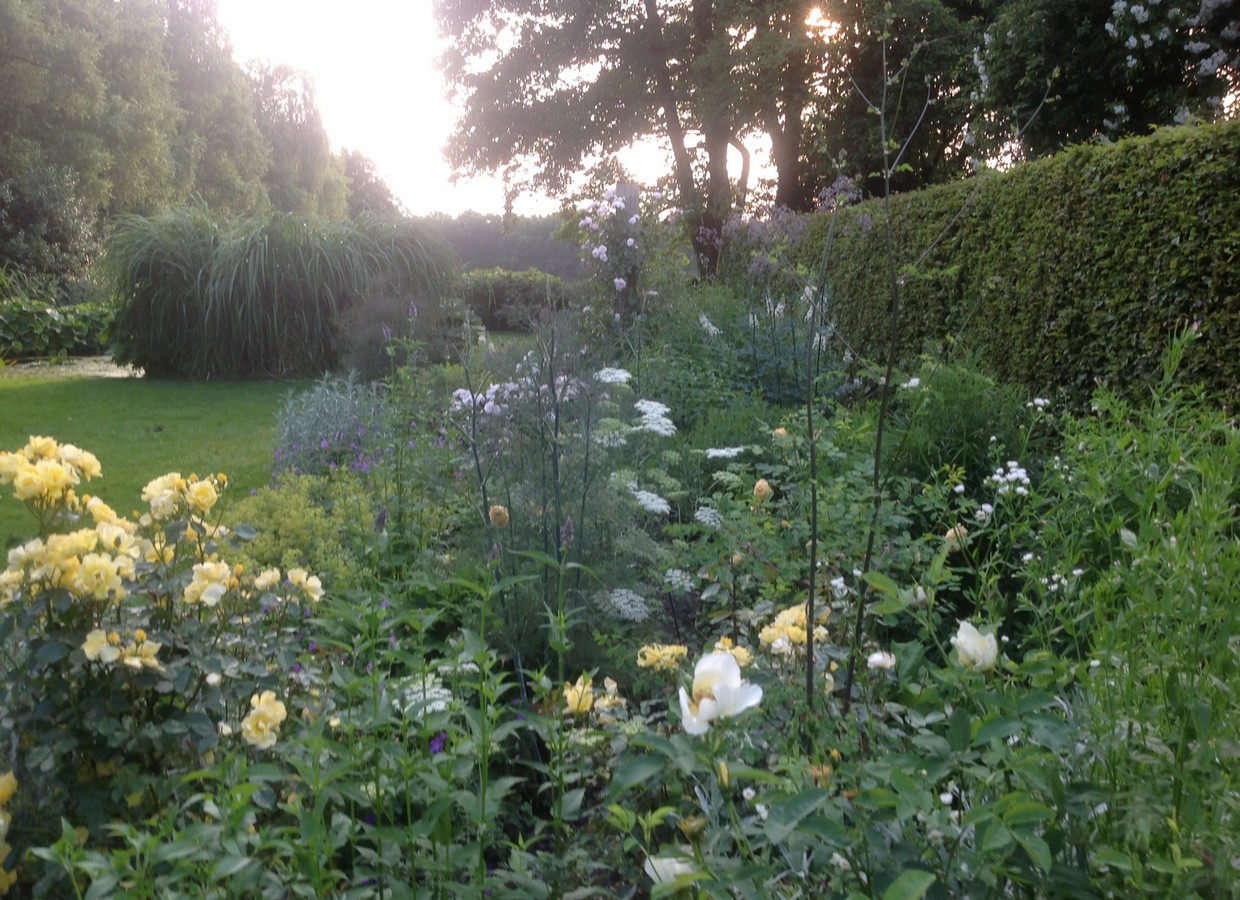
[214,0,555,217]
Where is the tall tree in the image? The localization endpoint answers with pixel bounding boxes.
[249,62,347,218]
[163,0,271,215]
[435,0,747,272]
[973,0,1238,159]
[342,149,402,218]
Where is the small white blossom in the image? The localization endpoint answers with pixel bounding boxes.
[694,506,723,529]
[705,446,745,459]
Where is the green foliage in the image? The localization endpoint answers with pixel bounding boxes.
[0,292,113,361]
[273,374,391,476]
[106,209,455,379]
[226,473,371,594]
[783,120,1240,405]
[457,267,572,332]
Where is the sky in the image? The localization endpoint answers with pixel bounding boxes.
[214,0,556,218]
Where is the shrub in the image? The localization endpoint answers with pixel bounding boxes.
[0,292,113,361]
[107,210,455,378]
[273,373,392,476]
[773,120,1240,405]
[457,267,573,332]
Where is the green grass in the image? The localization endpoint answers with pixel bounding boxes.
[0,377,299,548]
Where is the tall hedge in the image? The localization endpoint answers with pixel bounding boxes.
[789,120,1240,403]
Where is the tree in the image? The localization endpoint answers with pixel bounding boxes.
[435,0,748,273]
[163,0,271,215]
[249,62,347,218]
[342,149,402,218]
[973,0,1238,159]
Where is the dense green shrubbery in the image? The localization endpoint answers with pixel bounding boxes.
[0,294,113,360]
[106,209,455,379]
[763,120,1240,404]
[458,267,574,332]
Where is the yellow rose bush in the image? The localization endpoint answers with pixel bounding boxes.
[0,437,326,867]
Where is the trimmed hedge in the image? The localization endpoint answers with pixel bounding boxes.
[786,121,1240,403]
[458,267,572,332]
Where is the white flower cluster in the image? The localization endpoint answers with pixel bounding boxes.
[694,506,723,529]
[705,446,745,459]
[974,502,995,522]
[393,673,453,718]
[594,366,633,385]
[629,483,671,516]
[597,587,650,622]
[663,568,694,593]
[633,399,676,437]
[1026,397,1050,410]
[987,460,1031,497]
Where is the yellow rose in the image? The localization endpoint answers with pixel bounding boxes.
[253,568,281,591]
[0,771,16,806]
[71,552,125,602]
[186,479,218,514]
[637,643,688,671]
[241,690,288,749]
[753,479,773,502]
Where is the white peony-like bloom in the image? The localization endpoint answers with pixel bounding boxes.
[952,620,999,673]
[678,650,763,735]
[644,852,696,884]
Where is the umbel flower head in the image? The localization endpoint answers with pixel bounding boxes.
[952,620,999,673]
[678,650,762,735]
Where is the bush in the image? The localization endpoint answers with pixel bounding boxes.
[457,267,573,332]
[107,210,455,378]
[764,120,1240,405]
[0,292,113,360]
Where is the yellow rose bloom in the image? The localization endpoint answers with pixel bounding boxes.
[82,628,120,664]
[57,443,101,479]
[23,435,58,459]
[753,479,773,502]
[241,691,288,749]
[186,479,218,514]
[71,552,126,602]
[184,560,232,606]
[0,771,16,806]
[253,568,281,591]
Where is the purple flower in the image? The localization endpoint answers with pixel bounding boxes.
[429,732,448,754]
[614,277,627,291]
[319,439,330,450]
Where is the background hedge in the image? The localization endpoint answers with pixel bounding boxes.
[458,267,573,332]
[785,120,1240,404]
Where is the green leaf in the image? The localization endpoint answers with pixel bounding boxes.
[763,789,829,844]
[881,869,936,900]
[609,755,666,799]
[863,570,902,597]
[973,715,1022,746]
[1014,830,1052,871]
[946,706,971,753]
[34,640,70,667]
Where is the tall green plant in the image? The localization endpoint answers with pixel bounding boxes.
[107,210,455,378]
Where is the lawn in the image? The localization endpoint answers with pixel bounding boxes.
[0,374,297,547]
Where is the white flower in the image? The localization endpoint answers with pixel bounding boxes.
[901,377,921,389]
[678,651,763,735]
[705,446,744,459]
[593,367,632,385]
[645,852,696,884]
[598,587,650,622]
[663,568,694,593]
[614,277,627,291]
[629,485,671,515]
[867,650,896,670]
[952,621,999,673]
[694,506,723,529]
